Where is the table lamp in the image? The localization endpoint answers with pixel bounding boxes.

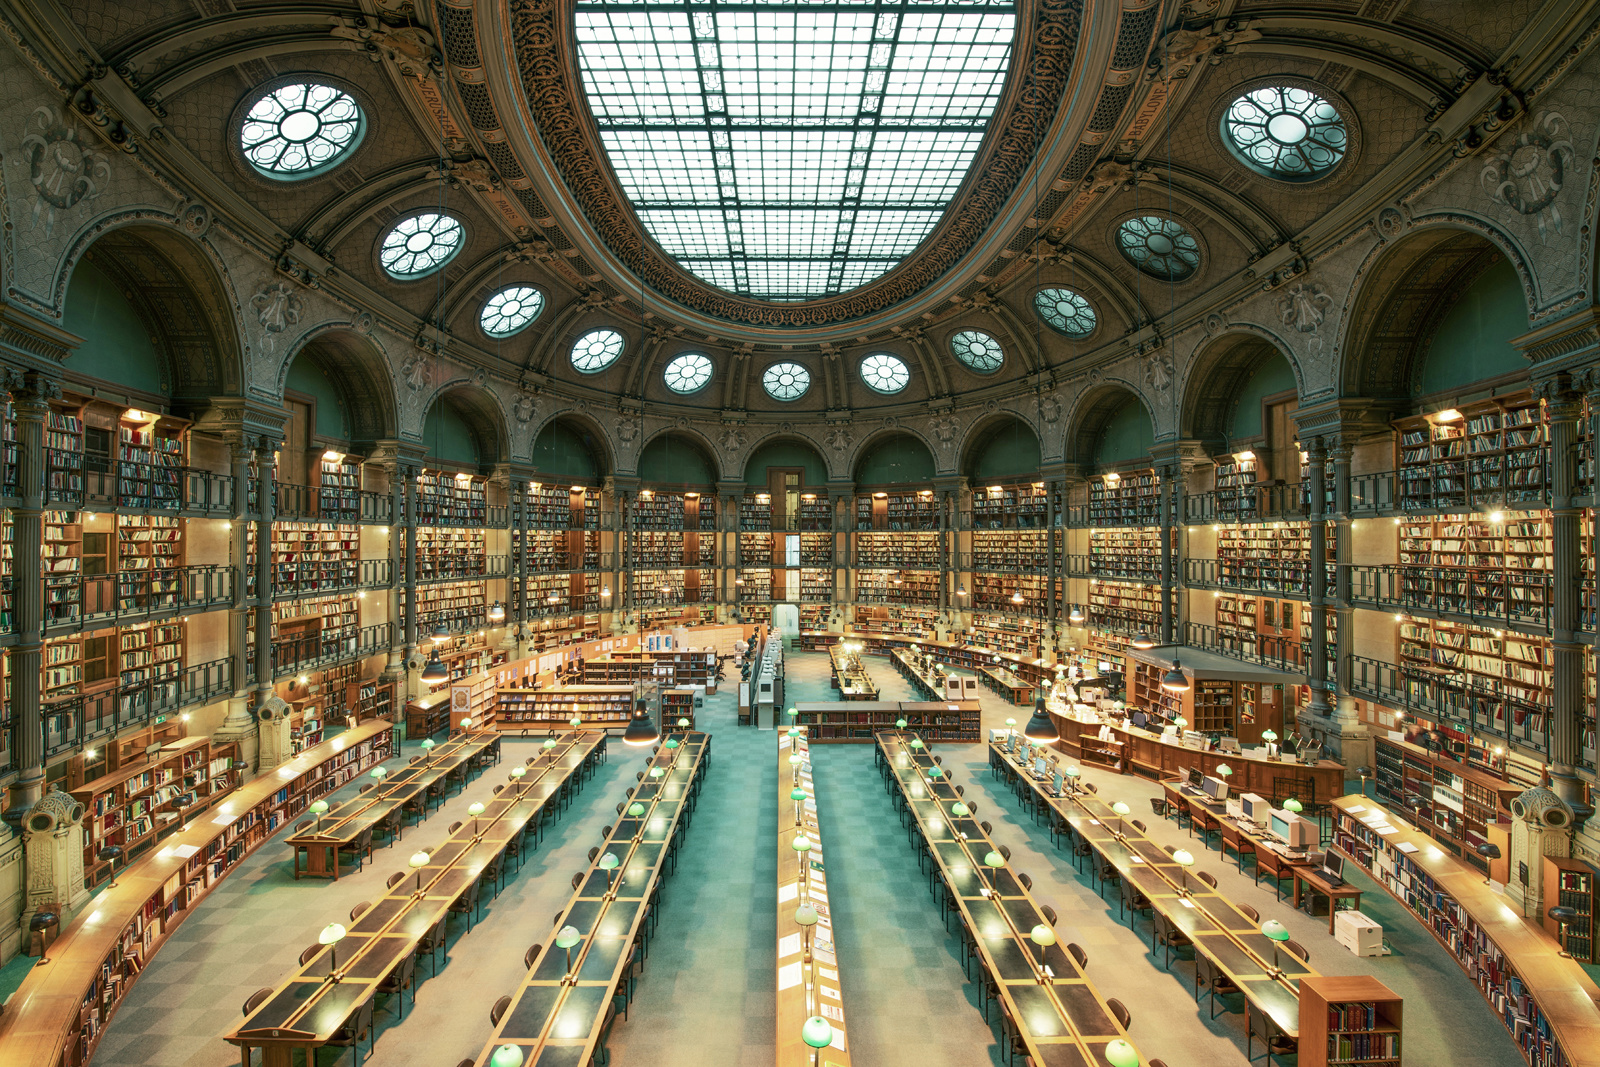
[791,786,808,827]
[787,727,801,739]
[1282,797,1303,814]
[555,925,582,981]
[97,844,125,889]
[543,737,557,750]
[896,718,908,730]
[787,707,799,721]
[570,715,583,730]
[460,717,473,733]
[928,765,944,779]
[1261,919,1290,971]
[510,766,526,784]
[649,767,664,779]
[628,802,645,817]
[789,751,804,784]
[1111,801,1130,838]
[1172,848,1195,894]
[801,1016,833,1067]
[1260,729,1278,759]
[421,738,435,765]
[665,738,680,750]
[1064,765,1080,793]
[409,850,430,894]
[598,851,620,895]
[1549,906,1579,957]
[369,765,388,784]
[909,737,925,751]
[794,903,819,963]
[1476,842,1501,884]
[1005,717,1017,734]
[1356,764,1372,798]
[1215,763,1233,780]
[319,922,347,976]
[1173,716,1187,732]
[468,801,485,836]
[1029,923,1056,977]
[310,798,329,831]
[983,849,1005,892]
[1105,1038,1140,1067]
[678,717,690,729]
[951,802,970,818]
[490,1046,525,1067]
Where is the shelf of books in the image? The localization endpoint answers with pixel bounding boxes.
[799,494,832,531]
[856,568,938,607]
[345,677,397,723]
[972,529,1046,572]
[856,531,938,569]
[1298,975,1403,1067]
[793,700,980,743]
[847,605,939,639]
[968,615,1042,659]
[258,592,360,666]
[406,581,487,633]
[273,521,358,595]
[661,687,696,731]
[525,482,597,530]
[1087,579,1159,635]
[739,493,772,532]
[634,489,715,531]
[448,670,499,731]
[799,567,832,603]
[632,529,716,568]
[738,531,774,567]
[1089,528,1161,580]
[496,683,637,731]
[971,483,1055,529]
[519,528,600,574]
[317,453,359,523]
[1128,659,1189,731]
[736,569,772,602]
[1399,512,1551,624]
[526,571,601,617]
[971,573,1047,616]
[117,513,182,613]
[45,407,85,504]
[1371,733,1516,868]
[1332,796,1600,1067]
[1212,454,1258,522]
[29,721,392,1067]
[1543,857,1600,963]
[43,510,82,625]
[1396,395,1546,512]
[1087,469,1160,527]
[1216,522,1332,595]
[418,526,487,581]
[1397,617,1550,741]
[631,568,714,607]
[855,491,939,531]
[415,470,487,526]
[117,420,183,511]
[800,531,832,566]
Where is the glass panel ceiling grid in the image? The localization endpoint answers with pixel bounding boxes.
[576,0,1016,300]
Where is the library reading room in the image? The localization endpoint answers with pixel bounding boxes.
[3,2,1600,1067]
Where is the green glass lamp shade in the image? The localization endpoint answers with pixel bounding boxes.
[1105,1038,1140,1067]
[787,727,801,738]
[649,767,664,779]
[791,788,808,801]
[1261,729,1278,742]
[787,707,800,719]
[678,717,691,728]
[794,904,819,927]
[1261,919,1290,942]
[310,800,329,815]
[1215,763,1233,777]
[510,766,527,778]
[896,718,908,729]
[1065,766,1080,779]
[927,766,943,778]
[628,802,646,816]
[789,754,804,766]
[909,738,925,750]
[1283,797,1303,813]
[543,738,557,749]
[791,835,812,853]
[1172,717,1187,730]
[318,922,346,946]
[1005,718,1017,728]
[598,852,620,871]
[408,850,430,869]
[984,850,1005,868]
[421,739,435,751]
[461,718,474,731]
[1029,923,1057,947]
[369,766,387,779]
[555,925,582,949]
[801,1016,833,1050]
[468,802,486,817]
[570,716,583,728]
[1172,848,1195,868]
[491,1045,525,1067]
[1111,802,1131,817]
[664,738,680,749]
[951,802,970,817]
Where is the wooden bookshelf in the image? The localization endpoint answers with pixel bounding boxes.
[854,491,939,531]
[448,670,499,731]
[317,453,359,523]
[1543,856,1600,963]
[43,510,82,625]
[856,568,938,607]
[973,529,1046,571]
[662,687,696,732]
[406,580,487,633]
[45,407,85,501]
[1396,395,1545,511]
[1089,528,1161,580]
[417,526,487,580]
[117,513,182,612]
[1298,975,1403,1067]
[968,614,1041,659]
[1397,617,1550,739]
[1087,469,1159,527]
[1087,579,1159,634]
[1213,454,1258,521]
[856,531,938,568]
[971,482,1054,529]
[849,606,939,639]
[792,700,980,743]
[1398,512,1550,622]
[416,470,487,526]
[274,521,358,595]
[971,573,1046,616]
[345,677,396,724]
[496,683,637,732]
[525,482,597,530]
[1217,522,1333,593]
[1371,734,1516,868]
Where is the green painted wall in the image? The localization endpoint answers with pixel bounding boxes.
[533,423,601,480]
[285,357,348,440]
[423,401,480,465]
[63,259,165,394]
[855,434,935,485]
[1228,356,1297,439]
[639,435,715,485]
[969,422,1041,479]
[1093,396,1154,465]
[744,441,827,486]
[1416,258,1528,395]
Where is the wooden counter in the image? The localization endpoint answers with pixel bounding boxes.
[0,720,395,1067]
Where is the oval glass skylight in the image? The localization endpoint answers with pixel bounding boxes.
[240,83,364,180]
[1034,288,1096,338]
[860,353,909,395]
[951,330,1003,373]
[571,329,625,373]
[574,0,1017,300]
[380,213,464,279]
[763,362,811,401]
[1223,86,1347,181]
[664,352,714,394]
[481,286,545,337]
[1117,216,1200,281]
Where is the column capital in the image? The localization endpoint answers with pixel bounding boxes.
[1291,398,1393,447]
[367,439,428,475]
[1147,439,1207,473]
[192,397,290,443]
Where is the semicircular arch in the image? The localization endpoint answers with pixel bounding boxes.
[1178,328,1303,454]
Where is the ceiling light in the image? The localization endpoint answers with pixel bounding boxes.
[1161,661,1191,692]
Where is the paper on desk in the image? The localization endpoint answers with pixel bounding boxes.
[1374,825,1399,836]
[778,882,798,903]
[1345,805,1367,814]
[816,947,836,965]
[821,984,840,1000]
[211,814,238,825]
[779,737,791,750]
[171,844,201,859]
[819,966,838,981]
[1395,842,1420,854]
[778,933,802,958]
[830,1028,847,1051]
[778,962,802,990]
[821,1003,844,1022]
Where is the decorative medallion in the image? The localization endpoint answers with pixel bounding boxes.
[19,106,112,236]
[1481,111,1576,242]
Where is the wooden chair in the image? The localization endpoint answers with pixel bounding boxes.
[359,783,374,794]
[489,995,512,1026]
[323,996,374,1067]
[524,943,542,970]
[1238,903,1260,923]
[1152,911,1192,968]
[572,872,586,890]
[386,871,407,889]
[1284,939,1310,963]
[980,820,994,836]
[588,846,601,864]
[242,987,273,1015]
[1195,954,1241,1018]
[1081,782,1098,794]
[448,821,464,834]
[998,844,1011,862]
[349,901,370,923]
[1040,904,1057,926]
[1106,998,1131,1030]
[295,820,313,834]
[448,877,483,932]
[376,807,403,847]
[1017,872,1032,891]
[1254,848,1295,900]
[1247,999,1300,1063]
[299,943,321,966]
[418,915,449,976]
[1067,943,1088,970]
[1118,877,1152,926]
[1131,819,1147,834]
[1197,870,1218,890]
[375,952,416,1020]
[337,827,374,875]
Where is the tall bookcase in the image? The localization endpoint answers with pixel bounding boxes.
[973,530,1046,570]
[1298,975,1403,1067]
[1543,856,1599,963]
[1397,618,1550,737]
[971,482,1054,529]
[855,491,939,531]
[117,514,182,612]
[1087,579,1159,634]
[1398,512,1550,622]
[1087,470,1160,527]
[116,421,183,510]
[1396,395,1545,511]
[416,470,487,526]
[1089,528,1161,579]
[856,569,938,607]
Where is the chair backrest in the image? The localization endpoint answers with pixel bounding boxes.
[1131,819,1147,833]
[572,872,585,890]
[616,803,626,815]
[1082,782,1098,794]
[359,783,374,794]
[588,846,601,863]
[1197,870,1218,888]
[489,994,512,1026]
[299,943,321,966]
[296,820,313,833]
[242,987,274,1015]
[350,901,370,922]
[966,801,978,816]
[1041,904,1057,926]
[493,784,504,795]
[387,871,406,889]
[1106,997,1131,1030]
[602,825,612,839]
[955,784,964,796]
[448,821,463,834]
[1018,872,1032,891]
[1285,939,1309,963]
[998,844,1011,861]
[410,755,423,764]
[525,943,542,970]
[1068,942,1088,969]
[1163,844,1175,855]
[354,828,373,850]
[1238,903,1259,923]
[980,821,993,835]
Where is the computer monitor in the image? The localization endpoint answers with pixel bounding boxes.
[1201,776,1221,800]
[1007,734,1018,752]
[1052,771,1063,794]
[1240,792,1267,823]
[1131,710,1149,729]
[1033,756,1047,776]
[1186,767,1204,790]
[1322,850,1345,881]
[1219,736,1241,754]
[1269,810,1317,850]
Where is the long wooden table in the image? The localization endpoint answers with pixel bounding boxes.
[226,731,604,1067]
[468,731,711,1067]
[828,644,878,701]
[1163,780,1362,934]
[878,731,1136,1067]
[0,721,395,1067]
[284,732,501,878]
[992,741,1317,1038]
[981,666,1034,705]
[777,733,851,1066]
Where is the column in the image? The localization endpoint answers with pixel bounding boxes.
[402,460,419,693]
[253,438,278,707]
[1158,462,1176,646]
[1543,385,1584,805]
[1045,479,1059,635]
[1306,439,1332,719]
[3,372,56,820]
[509,480,525,650]
[830,486,852,615]
[381,456,405,681]
[213,434,259,774]
[1330,441,1360,730]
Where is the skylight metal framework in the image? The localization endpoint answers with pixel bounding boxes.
[576,0,1016,301]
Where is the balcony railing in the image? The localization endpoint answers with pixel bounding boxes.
[1347,653,1550,757]
[1183,557,1314,598]
[61,457,234,516]
[1346,564,1552,629]
[268,622,393,679]
[1182,621,1308,674]
[42,657,234,761]
[43,565,234,632]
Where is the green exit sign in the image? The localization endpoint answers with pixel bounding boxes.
[154,715,168,725]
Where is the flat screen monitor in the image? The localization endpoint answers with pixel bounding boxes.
[1033,756,1047,776]
[1219,737,1241,754]
[1186,767,1204,789]
[1323,851,1345,881]
[1007,734,1017,752]
[1052,771,1063,794]
[1097,661,1113,674]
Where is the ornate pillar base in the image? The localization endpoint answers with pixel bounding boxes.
[19,790,90,950]
[254,695,293,776]
[213,696,261,780]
